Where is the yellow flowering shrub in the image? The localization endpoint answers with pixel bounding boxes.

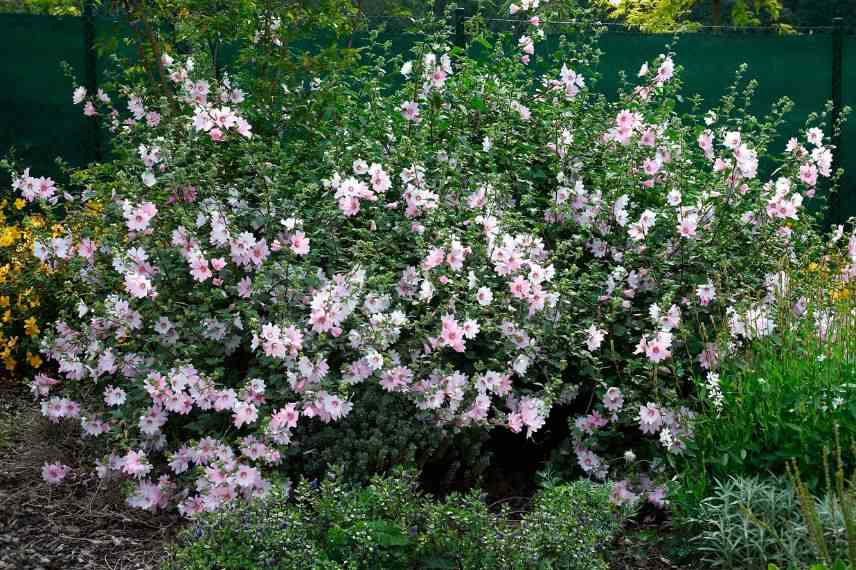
[0,197,59,378]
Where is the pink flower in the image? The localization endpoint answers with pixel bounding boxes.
[42,462,71,485]
[446,240,467,271]
[72,86,86,104]
[696,282,716,306]
[677,212,698,239]
[806,127,823,146]
[401,101,420,122]
[585,324,606,351]
[642,156,661,176]
[104,385,127,407]
[577,448,603,474]
[235,464,261,488]
[123,201,158,232]
[799,163,818,186]
[616,110,638,131]
[639,403,663,434]
[238,276,252,298]
[476,286,493,306]
[655,56,674,84]
[603,387,624,412]
[121,450,152,479]
[610,480,639,506]
[125,272,153,299]
[271,403,300,430]
[189,253,212,282]
[509,275,531,299]
[289,231,310,256]
[232,401,259,428]
[440,314,466,352]
[461,319,480,339]
[635,331,673,363]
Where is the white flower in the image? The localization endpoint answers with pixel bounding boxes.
[141,171,156,187]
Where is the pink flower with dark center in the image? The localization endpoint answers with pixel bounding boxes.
[639,403,663,434]
[42,462,71,485]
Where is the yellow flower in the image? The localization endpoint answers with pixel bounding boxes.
[0,226,20,247]
[832,288,852,301]
[3,355,16,372]
[14,198,25,210]
[85,201,103,216]
[2,310,10,324]
[0,295,8,308]
[26,352,42,368]
[23,316,39,337]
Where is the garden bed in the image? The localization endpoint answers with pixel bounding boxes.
[0,382,177,570]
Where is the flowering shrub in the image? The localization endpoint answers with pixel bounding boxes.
[23,6,839,513]
[0,179,68,377]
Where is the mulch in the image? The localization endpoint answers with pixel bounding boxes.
[0,381,181,570]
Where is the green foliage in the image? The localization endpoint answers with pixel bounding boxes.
[596,0,788,32]
[785,427,856,569]
[166,468,623,570]
[687,287,856,494]
[286,384,491,484]
[689,475,854,569]
[0,0,81,16]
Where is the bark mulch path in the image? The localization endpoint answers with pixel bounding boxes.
[0,381,181,570]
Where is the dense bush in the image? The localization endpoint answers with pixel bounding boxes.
[286,384,491,484]
[17,0,843,512]
[165,467,623,570]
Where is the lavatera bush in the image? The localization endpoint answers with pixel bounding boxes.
[21,9,835,514]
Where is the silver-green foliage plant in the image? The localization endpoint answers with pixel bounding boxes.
[691,475,854,569]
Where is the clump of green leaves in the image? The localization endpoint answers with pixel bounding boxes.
[285,384,491,485]
[165,468,623,570]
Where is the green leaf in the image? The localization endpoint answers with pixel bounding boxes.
[366,520,409,547]
[470,97,487,112]
[421,557,457,569]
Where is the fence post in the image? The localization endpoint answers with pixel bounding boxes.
[83,0,101,162]
[829,16,844,224]
[454,6,466,47]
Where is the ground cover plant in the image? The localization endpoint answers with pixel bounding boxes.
[7,0,846,522]
[165,467,624,569]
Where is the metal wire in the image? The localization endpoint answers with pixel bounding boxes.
[363,14,848,34]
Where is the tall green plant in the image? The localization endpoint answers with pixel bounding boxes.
[688,279,856,493]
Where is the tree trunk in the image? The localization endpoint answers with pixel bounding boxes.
[712,0,722,27]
